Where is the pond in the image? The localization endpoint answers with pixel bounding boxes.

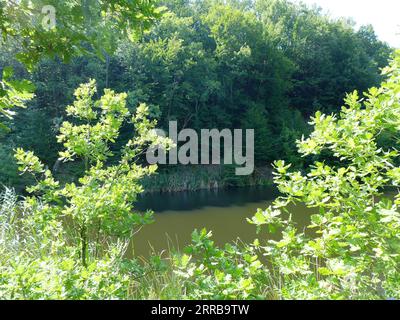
[131,186,312,258]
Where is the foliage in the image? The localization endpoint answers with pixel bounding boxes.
[0,142,21,187]
[0,66,35,131]
[14,80,172,267]
[242,104,274,165]
[0,187,132,299]
[0,0,164,128]
[256,0,392,115]
[0,0,398,301]
[0,0,391,181]
[0,79,174,299]
[247,51,400,299]
[174,229,268,299]
[0,0,164,69]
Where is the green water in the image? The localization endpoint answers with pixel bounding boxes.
[132,187,311,258]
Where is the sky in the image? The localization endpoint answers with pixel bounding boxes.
[291,0,400,48]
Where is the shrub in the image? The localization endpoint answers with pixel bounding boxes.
[0,80,172,299]
[174,229,267,299]
[248,50,400,299]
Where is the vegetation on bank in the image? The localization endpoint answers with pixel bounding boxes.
[1,51,400,299]
[0,0,392,191]
[1,0,400,300]
[141,165,273,193]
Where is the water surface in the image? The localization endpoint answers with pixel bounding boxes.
[132,186,310,258]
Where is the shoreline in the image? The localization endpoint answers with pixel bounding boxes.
[141,165,274,194]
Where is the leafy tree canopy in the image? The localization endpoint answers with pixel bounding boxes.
[0,0,164,127]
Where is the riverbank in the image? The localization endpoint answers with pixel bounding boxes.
[140,165,273,193]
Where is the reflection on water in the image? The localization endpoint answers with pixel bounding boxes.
[136,186,280,212]
[131,186,310,258]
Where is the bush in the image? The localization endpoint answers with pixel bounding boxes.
[174,229,268,299]
[248,50,400,299]
[0,187,130,299]
[0,81,173,299]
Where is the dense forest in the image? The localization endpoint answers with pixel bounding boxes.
[1,0,400,301]
[0,0,392,191]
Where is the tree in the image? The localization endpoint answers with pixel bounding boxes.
[15,80,173,266]
[256,0,393,116]
[0,0,393,188]
[0,0,164,127]
[242,103,274,165]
